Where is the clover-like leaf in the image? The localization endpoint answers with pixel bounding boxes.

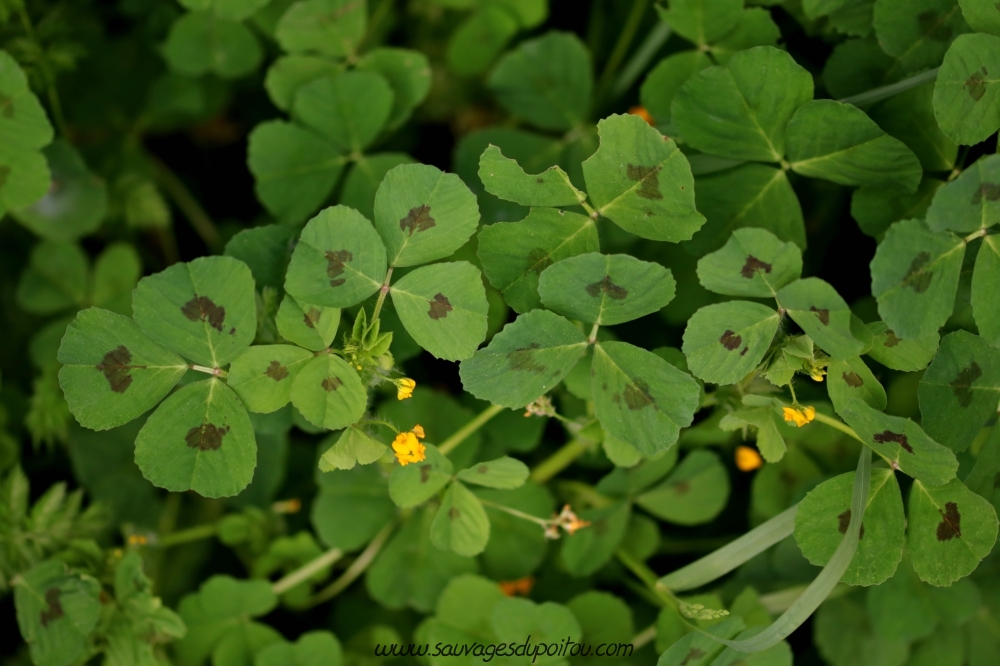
[16,241,88,315]
[582,113,705,242]
[864,321,940,372]
[340,153,416,221]
[640,51,713,123]
[227,345,314,414]
[0,144,50,216]
[264,55,345,112]
[872,0,969,74]
[682,301,782,384]
[163,12,262,79]
[932,33,1000,146]
[852,178,943,240]
[446,6,519,77]
[318,426,387,471]
[827,357,887,413]
[275,0,366,58]
[696,227,803,297]
[491,598,582,664]
[926,154,1000,233]
[356,47,432,131]
[430,481,491,557]
[776,278,864,360]
[478,145,586,207]
[389,261,488,361]
[291,71,394,154]
[284,205,387,308]
[959,0,1000,34]
[255,631,343,666]
[134,378,255,498]
[459,309,588,409]
[457,457,529,489]
[275,295,341,352]
[289,354,367,430]
[972,235,1000,346]
[654,0,743,46]
[388,444,454,508]
[58,308,188,431]
[635,450,730,525]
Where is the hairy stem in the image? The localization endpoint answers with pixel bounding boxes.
[190,364,227,378]
[151,155,223,252]
[811,412,863,443]
[529,439,591,483]
[479,498,550,527]
[438,404,504,454]
[631,623,657,649]
[371,267,394,322]
[272,547,344,595]
[307,522,395,606]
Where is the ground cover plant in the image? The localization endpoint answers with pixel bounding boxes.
[1,0,1000,664]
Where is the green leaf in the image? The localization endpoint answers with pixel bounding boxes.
[163,12,262,79]
[175,575,276,666]
[132,256,256,367]
[457,456,529,489]
[255,631,343,666]
[776,278,865,360]
[247,121,346,225]
[538,252,676,326]
[561,500,630,576]
[16,241,88,315]
[356,48,431,131]
[275,0,366,58]
[582,113,705,241]
[0,51,54,151]
[839,398,959,486]
[655,0,743,46]
[865,321,940,371]
[972,235,1000,346]
[378,388,483,468]
[794,467,904,586]
[227,345,314,413]
[873,0,969,73]
[851,178,943,240]
[58,308,187,430]
[373,163,480,267]
[658,617,745,666]
[491,598,582,664]
[687,164,806,256]
[567,591,634,646]
[430,481,491,556]
[672,46,813,162]
[14,560,102,666]
[312,462,394,549]
[932,33,1000,145]
[275,295,340,352]
[289,354,367,430]
[786,100,922,193]
[0,144,50,214]
[814,595,908,666]
[446,7,519,77]
[696,227,803,297]
[926,154,1000,233]
[486,31,591,132]
[292,71,393,153]
[284,205,387,308]
[958,0,1000,34]
[91,243,142,314]
[264,55,344,112]
[134,378,255,498]
[640,51,713,123]
[865,554,940,643]
[318,426,387,471]
[340,153,416,221]
[682,300,781,384]
[592,341,701,456]
[459,309,587,409]
[871,219,965,339]
[710,7,783,62]
[389,262,488,361]
[478,483,553,579]
[720,406,787,462]
[636,450,730,525]
[868,81,958,172]
[917,329,1000,453]
[965,422,1000,512]
[478,144,586,207]
[389,444,454,508]
[908,477,999,586]
[827,357,887,413]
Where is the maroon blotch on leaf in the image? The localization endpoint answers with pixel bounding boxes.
[623,378,654,411]
[325,250,353,288]
[185,422,230,451]
[264,360,288,381]
[903,252,933,294]
[842,371,864,388]
[873,430,914,454]
[95,345,145,393]
[507,343,546,374]
[39,588,64,627]
[719,330,742,351]
[950,361,982,408]
[303,307,321,329]
[585,275,628,300]
[322,377,343,392]
[181,295,226,332]
[810,306,830,326]
[427,293,452,320]
[740,255,773,279]
[626,164,663,200]
[837,508,865,538]
[400,204,435,236]
[965,67,988,102]
[972,182,1000,205]
[884,330,902,347]
[936,501,962,541]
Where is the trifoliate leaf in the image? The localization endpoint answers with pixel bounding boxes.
[477,208,599,314]
[972,235,1000,346]
[932,33,1000,146]
[776,278,865,360]
[865,554,940,643]
[486,31,591,132]
[457,457,529,489]
[591,341,701,456]
[672,46,813,162]
[227,345,314,413]
[264,55,344,111]
[908,478,999,586]
[275,0,366,58]
[446,6,519,77]
[794,467,904,586]
[655,0,743,46]
[640,51,713,123]
[538,252,676,326]
[255,631,343,666]
[965,422,1000,512]
[16,241,88,315]
[459,309,588,409]
[291,71,393,153]
[864,321,940,371]
[696,227,803,297]
[163,12,262,79]
[312,462,394,549]
[786,100,922,193]
[356,47,431,131]
[827,357,887,413]
[430,481,491,557]
[814,594,908,666]
[289,354,366,430]
[373,163,480,267]
[710,6,783,62]
[582,114,705,241]
[478,145,586,207]
[838,399,958,486]
[317,426,387,471]
[872,0,970,74]
[917,330,1000,453]
[682,301,781,384]
[132,255,256,367]
[561,500,631,576]
[926,154,1000,233]
[388,444,454,508]
[636,450,730,525]
[58,308,188,430]
[284,205,387,308]
[389,261,488,361]
[134,378,255,497]
[275,295,340,352]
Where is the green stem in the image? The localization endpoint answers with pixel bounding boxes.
[438,404,504,455]
[811,412,863,443]
[529,439,591,483]
[190,364,228,378]
[631,623,657,649]
[272,546,343,595]
[478,498,549,527]
[150,155,223,253]
[17,5,69,137]
[609,22,672,100]
[155,523,217,548]
[587,323,600,344]
[616,549,678,610]
[596,0,652,102]
[838,67,939,107]
[358,0,395,52]
[307,522,395,606]
[964,228,989,243]
[371,267,394,321]
[580,200,599,218]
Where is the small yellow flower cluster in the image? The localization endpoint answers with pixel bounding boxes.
[498,576,535,597]
[392,424,426,465]
[396,377,416,400]
[807,367,826,382]
[735,445,763,472]
[782,405,816,427]
[544,504,591,539]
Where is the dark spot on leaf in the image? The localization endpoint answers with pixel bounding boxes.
[612,393,621,404]
[719,330,742,351]
[917,10,952,41]
[303,308,321,329]
[400,204,435,236]
[536,178,545,184]
[680,648,705,666]
[477,465,489,473]
[842,372,864,388]
[936,502,962,541]
[420,465,431,483]
[626,164,663,200]
[585,275,628,300]
[810,306,830,325]
[884,330,901,347]
[972,182,1000,205]
[508,343,546,373]
[449,507,461,519]
[526,248,553,275]
[39,588,64,627]
[95,345,145,393]
[837,509,865,538]
[325,249,353,288]
[265,361,288,381]
[322,377,343,392]
[623,378,654,411]
[181,295,226,331]
[185,422,230,451]
[601,383,607,391]
[428,293,452,320]
[228,327,236,336]
[903,251,933,293]
[950,361,982,407]
[740,255,773,279]
[874,430,913,454]
[740,346,749,356]
[673,480,691,494]
[965,68,988,102]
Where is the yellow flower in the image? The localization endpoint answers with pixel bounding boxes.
[782,405,816,428]
[556,504,591,535]
[808,367,826,382]
[735,445,763,472]
[392,425,426,466]
[397,378,416,400]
